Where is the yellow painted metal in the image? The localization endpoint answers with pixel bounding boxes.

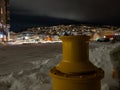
[50,35,104,90]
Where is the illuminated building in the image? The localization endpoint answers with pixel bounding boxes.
[0,0,10,42]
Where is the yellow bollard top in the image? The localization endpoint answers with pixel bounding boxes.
[57,35,97,74]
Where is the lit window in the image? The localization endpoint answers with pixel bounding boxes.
[0,33,3,38]
[0,8,3,14]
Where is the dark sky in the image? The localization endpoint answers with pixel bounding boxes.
[10,0,120,32]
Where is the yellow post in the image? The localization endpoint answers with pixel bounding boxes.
[50,35,104,90]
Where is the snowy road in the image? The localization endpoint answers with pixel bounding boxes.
[0,43,62,75]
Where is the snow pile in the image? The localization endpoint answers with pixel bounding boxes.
[0,54,61,90]
[101,83,109,90]
[89,42,120,89]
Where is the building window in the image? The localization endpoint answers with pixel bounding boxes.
[0,8,3,14]
[1,19,3,23]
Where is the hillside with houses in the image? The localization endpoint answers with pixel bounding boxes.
[0,24,120,45]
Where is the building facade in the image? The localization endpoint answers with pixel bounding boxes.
[0,0,10,41]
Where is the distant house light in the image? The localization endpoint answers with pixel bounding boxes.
[37,27,40,30]
[115,33,119,36]
[104,36,106,38]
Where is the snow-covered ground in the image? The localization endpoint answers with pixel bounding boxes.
[0,42,120,90]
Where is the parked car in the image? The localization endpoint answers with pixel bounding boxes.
[96,37,110,42]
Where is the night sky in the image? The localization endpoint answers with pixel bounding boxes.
[10,0,120,32]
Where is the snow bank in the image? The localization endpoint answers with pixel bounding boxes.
[89,42,120,89]
[0,54,62,90]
